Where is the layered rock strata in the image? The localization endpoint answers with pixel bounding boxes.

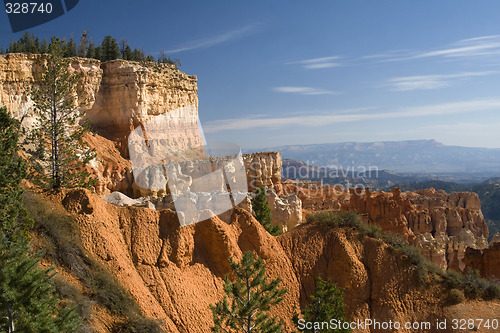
[0,53,201,155]
[50,188,481,333]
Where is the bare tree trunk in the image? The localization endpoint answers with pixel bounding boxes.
[6,303,14,333]
[52,72,60,189]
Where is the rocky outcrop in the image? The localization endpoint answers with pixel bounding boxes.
[463,242,500,280]
[279,223,453,332]
[347,187,488,241]
[88,60,198,146]
[244,152,282,192]
[0,53,102,128]
[55,189,300,332]
[405,189,487,238]
[40,188,496,333]
[414,231,489,271]
[349,187,413,238]
[0,53,201,155]
[265,189,302,232]
[293,185,490,272]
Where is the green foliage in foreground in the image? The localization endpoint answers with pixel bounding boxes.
[252,185,281,236]
[0,106,79,332]
[307,211,500,301]
[294,277,351,332]
[210,251,287,333]
[29,37,97,190]
[24,191,165,333]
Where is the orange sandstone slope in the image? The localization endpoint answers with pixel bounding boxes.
[32,188,499,333]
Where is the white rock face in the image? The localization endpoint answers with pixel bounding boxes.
[0,54,200,152]
[265,189,303,233]
[413,229,490,271]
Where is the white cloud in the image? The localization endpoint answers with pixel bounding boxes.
[387,71,497,91]
[273,86,339,95]
[286,56,342,69]
[166,23,262,53]
[379,35,500,62]
[203,98,500,133]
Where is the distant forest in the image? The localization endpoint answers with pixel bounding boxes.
[0,31,180,67]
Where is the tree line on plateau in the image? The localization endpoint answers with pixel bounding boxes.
[1,31,180,67]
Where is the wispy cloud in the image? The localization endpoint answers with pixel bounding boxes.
[273,86,339,95]
[166,23,262,53]
[375,35,500,62]
[203,98,500,133]
[386,71,497,91]
[286,56,342,69]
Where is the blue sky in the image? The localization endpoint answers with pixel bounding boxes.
[1,0,500,149]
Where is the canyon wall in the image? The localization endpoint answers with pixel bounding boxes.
[347,187,489,271]
[0,54,286,205]
[0,53,201,154]
[51,188,478,333]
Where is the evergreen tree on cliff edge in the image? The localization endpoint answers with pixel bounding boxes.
[0,107,79,332]
[29,37,96,189]
[252,185,281,236]
[294,277,351,333]
[210,251,287,333]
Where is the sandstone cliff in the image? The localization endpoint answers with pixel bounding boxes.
[30,189,499,333]
[284,182,491,273]
[28,190,500,333]
[0,54,287,206]
[0,53,200,154]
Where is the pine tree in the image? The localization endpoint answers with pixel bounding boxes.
[77,30,90,57]
[29,37,96,189]
[210,251,287,333]
[123,45,133,60]
[40,38,49,54]
[251,185,281,236]
[8,39,17,53]
[94,45,102,60]
[64,37,77,57]
[131,48,145,61]
[86,41,96,59]
[119,39,129,59]
[295,277,351,333]
[100,35,120,62]
[0,106,79,332]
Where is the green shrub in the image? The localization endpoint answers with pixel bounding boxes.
[114,317,165,333]
[448,289,465,305]
[24,191,163,331]
[483,283,500,300]
[461,269,488,299]
[443,270,462,290]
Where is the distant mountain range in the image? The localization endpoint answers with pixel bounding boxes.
[254,139,500,182]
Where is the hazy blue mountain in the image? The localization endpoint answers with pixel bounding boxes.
[255,139,500,179]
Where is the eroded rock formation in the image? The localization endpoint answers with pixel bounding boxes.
[46,188,486,333]
[0,53,200,154]
[463,243,500,280]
